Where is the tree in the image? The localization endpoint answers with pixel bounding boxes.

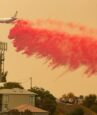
[83,94,96,108]
[60,94,68,103]
[60,92,76,104]
[0,82,24,89]
[29,87,56,115]
[67,92,75,100]
[0,71,8,82]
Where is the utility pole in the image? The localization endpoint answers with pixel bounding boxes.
[30,77,32,89]
[0,42,7,82]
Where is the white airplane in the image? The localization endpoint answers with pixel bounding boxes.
[0,11,18,23]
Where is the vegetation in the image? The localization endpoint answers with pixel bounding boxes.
[66,108,84,115]
[8,109,19,115]
[83,94,96,108]
[58,93,97,115]
[23,110,32,115]
[91,104,97,113]
[0,82,24,89]
[83,94,97,113]
[53,103,97,115]
[60,92,76,104]
[8,109,33,115]
[29,86,57,115]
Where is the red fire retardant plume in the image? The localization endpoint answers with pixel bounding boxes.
[8,20,97,76]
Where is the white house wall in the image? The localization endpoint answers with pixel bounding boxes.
[2,94,35,112]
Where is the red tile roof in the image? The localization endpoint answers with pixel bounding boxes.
[11,104,48,113]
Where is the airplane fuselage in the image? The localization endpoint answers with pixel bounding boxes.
[0,18,16,23]
[0,11,18,23]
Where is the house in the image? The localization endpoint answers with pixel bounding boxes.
[0,88,49,115]
[77,96,84,104]
[0,88,36,112]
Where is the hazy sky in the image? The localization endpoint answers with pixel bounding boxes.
[0,0,97,98]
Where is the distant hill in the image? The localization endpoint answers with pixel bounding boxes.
[54,102,97,115]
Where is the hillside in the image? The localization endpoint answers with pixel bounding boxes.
[54,103,97,115]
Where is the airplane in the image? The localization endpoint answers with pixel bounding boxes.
[0,11,18,23]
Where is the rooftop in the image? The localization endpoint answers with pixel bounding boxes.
[0,88,36,95]
[10,104,48,113]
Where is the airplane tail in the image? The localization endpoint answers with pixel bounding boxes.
[13,11,18,18]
